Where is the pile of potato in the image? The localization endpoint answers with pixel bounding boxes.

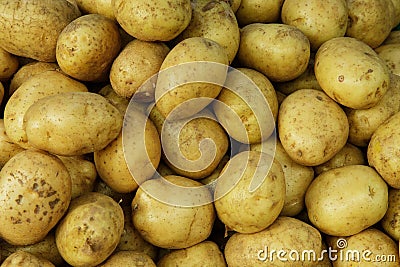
[1,0,400,266]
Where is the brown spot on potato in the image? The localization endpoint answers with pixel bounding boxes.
[338,75,344,82]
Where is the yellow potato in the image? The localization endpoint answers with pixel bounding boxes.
[235,0,284,26]
[0,251,55,267]
[98,84,129,115]
[0,0,81,62]
[305,165,388,236]
[0,47,18,81]
[315,37,390,109]
[24,92,123,156]
[99,251,156,267]
[238,23,310,82]
[376,43,400,76]
[112,0,192,41]
[56,14,121,82]
[55,192,124,267]
[0,119,25,168]
[75,0,115,20]
[381,188,400,241]
[0,150,72,245]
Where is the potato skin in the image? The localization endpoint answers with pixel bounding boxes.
[375,43,400,76]
[0,0,81,62]
[24,92,123,156]
[381,188,400,241]
[0,119,25,168]
[98,251,156,267]
[0,47,19,81]
[236,0,284,26]
[1,251,55,267]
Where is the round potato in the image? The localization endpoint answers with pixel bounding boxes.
[214,151,285,234]
[0,119,25,168]
[23,92,123,156]
[132,175,215,249]
[1,251,55,267]
[56,14,121,82]
[305,165,388,236]
[0,47,18,81]
[4,70,88,149]
[0,0,81,62]
[110,40,170,98]
[75,0,115,20]
[278,89,349,166]
[224,216,323,267]
[235,0,284,26]
[368,111,400,188]
[157,241,226,267]
[238,23,310,82]
[381,188,400,241]
[375,43,400,76]
[155,37,229,119]
[99,251,156,267]
[281,0,348,51]
[55,192,124,267]
[0,150,72,245]
[113,0,192,41]
[315,37,390,109]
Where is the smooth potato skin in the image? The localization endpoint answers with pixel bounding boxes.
[236,0,284,26]
[375,43,400,76]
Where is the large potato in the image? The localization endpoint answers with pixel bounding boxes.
[278,89,349,166]
[381,188,400,241]
[0,119,25,168]
[238,23,310,82]
[0,251,55,267]
[23,92,123,156]
[305,165,388,236]
[0,0,81,62]
[56,14,121,82]
[0,150,72,245]
[113,0,192,41]
[235,0,284,26]
[55,192,124,267]
[4,70,88,149]
[281,0,348,51]
[214,151,285,234]
[0,47,18,81]
[315,37,390,109]
[375,43,400,76]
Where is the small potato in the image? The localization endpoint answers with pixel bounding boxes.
[0,150,72,245]
[235,0,284,26]
[98,84,129,115]
[214,151,285,233]
[238,23,310,82]
[110,40,170,98]
[368,111,400,188]
[0,119,25,168]
[24,92,123,156]
[346,73,400,147]
[314,143,366,175]
[55,192,124,267]
[75,0,115,20]
[315,37,390,109]
[281,0,348,51]
[56,14,121,82]
[132,175,215,249]
[112,0,192,41]
[157,241,226,267]
[1,251,55,267]
[278,89,349,166]
[0,47,18,81]
[381,188,400,241]
[224,216,323,267]
[305,165,388,236]
[4,70,88,149]
[0,0,81,62]
[376,43,400,76]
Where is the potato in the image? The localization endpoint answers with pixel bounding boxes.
[56,14,121,82]
[391,0,400,27]
[113,0,192,41]
[157,241,226,267]
[326,228,399,266]
[315,37,390,109]
[0,47,18,81]
[235,0,284,26]
[230,0,242,13]
[99,251,156,267]
[368,111,400,189]
[305,165,388,236]
[155,37,229,119]
[224,216,323,267]
[238,23,310,82]
[213,68,278,144]
[346,0,394,48]
[175,0,240,64]
[381,188,400,241]
[278,89,349,166]
[0,150,72,245]
[55,192,124,267]
[1,251,55,267]
[131,175,215,249]
[75,0,115,20]
[98,84,129,115]
[0,119,25,168]
[57,156,97,199]
[0,0,81,62]
[314,143,366,175]
[214,151,285,233]
[4,70,88,149]
[281,0,348,51]
[346,73,400,147]
[252,139,314,217]
[23,92,123,156]
[376,43,400,76]
[110,40,170,98]
[383,30,400,45]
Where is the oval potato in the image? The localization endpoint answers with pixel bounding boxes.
[235,0,284,26]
